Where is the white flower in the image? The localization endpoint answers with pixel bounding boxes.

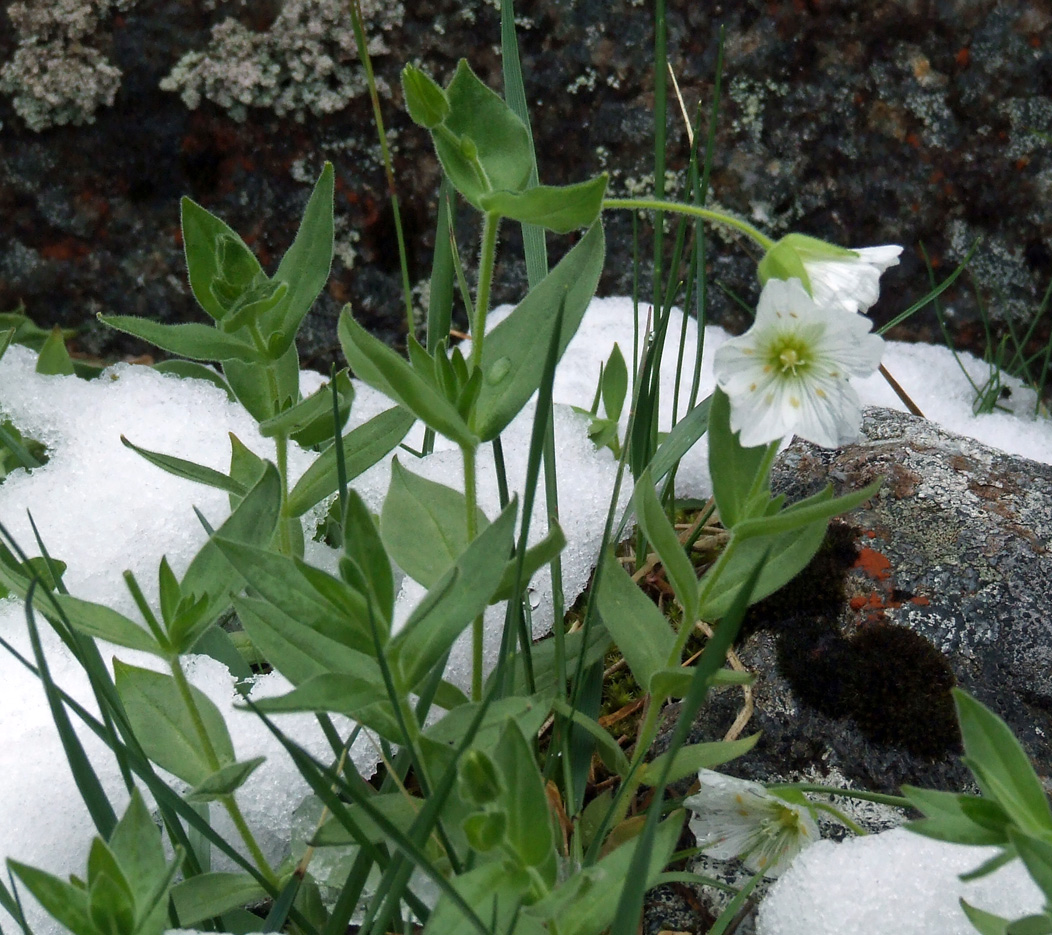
[713,277,884,448]
[684,769,820,878]
[804,244,903,315]
[758,234,902,315]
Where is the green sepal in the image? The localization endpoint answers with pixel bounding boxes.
[402,63,450,128]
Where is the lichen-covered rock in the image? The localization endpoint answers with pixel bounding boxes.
[691,406,1052,795]
[0,0,1049,372]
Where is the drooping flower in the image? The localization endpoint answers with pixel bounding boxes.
[758,233,903,315]
[713,277,884,448]
[684,769,820,878]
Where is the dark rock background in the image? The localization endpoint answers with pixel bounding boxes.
[1,0,1051,379]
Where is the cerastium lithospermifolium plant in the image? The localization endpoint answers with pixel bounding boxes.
[1,3,1044,934]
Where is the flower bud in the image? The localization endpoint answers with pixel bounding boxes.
[401,64,450,129]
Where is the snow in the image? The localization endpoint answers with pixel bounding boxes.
[0,296,1049,934]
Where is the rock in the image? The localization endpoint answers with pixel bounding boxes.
[1,1,1050,371]
[654,405,1052,930]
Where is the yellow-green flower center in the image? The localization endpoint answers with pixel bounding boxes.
[769,338,811,376]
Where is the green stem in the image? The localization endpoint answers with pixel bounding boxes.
[463,446,483,701]
[603,198,775,251]
[470,213,501,372]
[768,782,913,809]
[169,658,278,884]
[811,801,868,837]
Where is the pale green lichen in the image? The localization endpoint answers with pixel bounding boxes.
[0,0,138,131]
[160,0,404,122]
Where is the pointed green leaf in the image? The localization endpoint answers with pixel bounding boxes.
[48,593,163,655]
[388,500,516,690]
[108,789,170,910]
[114,661,235,785]
[493,722,556,875]
[901,785,1011,846]
[287,404,414,516]
[634,469,698,626]
[35,326,75,376]
[223,342,300,421]
[647,395,711,483]
[151,359,234,398]
[120,435,247,496]
[639,734,760,786]
[381,457,489,587]
[187,757,266,802]
[473,220,605,440]
[215,538,375,654]
[246,673,401,740]
[233,593,383,686]
[172,461,282,651]
[707,388,771,528]
[343,488,395,623]
[170,872,267,927]
[955,689,1052,837]
[490,522,566,603]
[1009,829,1052,902]
[0,326,15,361]
[602,342,628,422]
[479,175,608,233]
[98,315,263,363]
[338,310,478,449]
[258,369,353,447]
[266,162,335,356]
[181,196,263,321]
[550,698,631,778]
[595,549,675,693]
[7,861,93,935]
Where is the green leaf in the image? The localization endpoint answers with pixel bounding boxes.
[381,457,489,587]
[423,861,540,935]
[343,488,395,623]
[639,734,760,786]
[35,326,75,376]
[247,673,400,740]
[707,388,770,528]
[526,814,682,935]
[7,861,93,935]
[233,594,383,687]
[550,698,631,778]
[473,220,605,440]
[1007,915,1052,935]
[214,538,377,654]
[647,395,711,483]
[49,594,164,656]
[901,785,1011,846]
[602,343,628,422]
[87,841,135,935]
[108,789,177,923]
[258,369,353,448]
[0,326,15,361]
[172,461,282,651]
[423,692,552,750]
[223,342,301,422]
[312,792,426,847]
[120,435,247,497]
[286,404,414,516]
[961,901,1012,935]
[594,549,675,693]
[99,315,263,363]
[634,469,698,626]
[478,175,608,233]
[402,64,450,128]
[388,500,516,691]
[181,196,263,321]
[492,722,556,876]
[1009,829,1052,902]
[732,480,883,542]
[432,59,533,210]
[187,757,266,803]
[266,162,335,358]
[170,872,267,927]
[490,522,566,603]
[114,661,235,786]
[338,310,478,449]
[955,689,1052,837]
[151,360,234,398]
